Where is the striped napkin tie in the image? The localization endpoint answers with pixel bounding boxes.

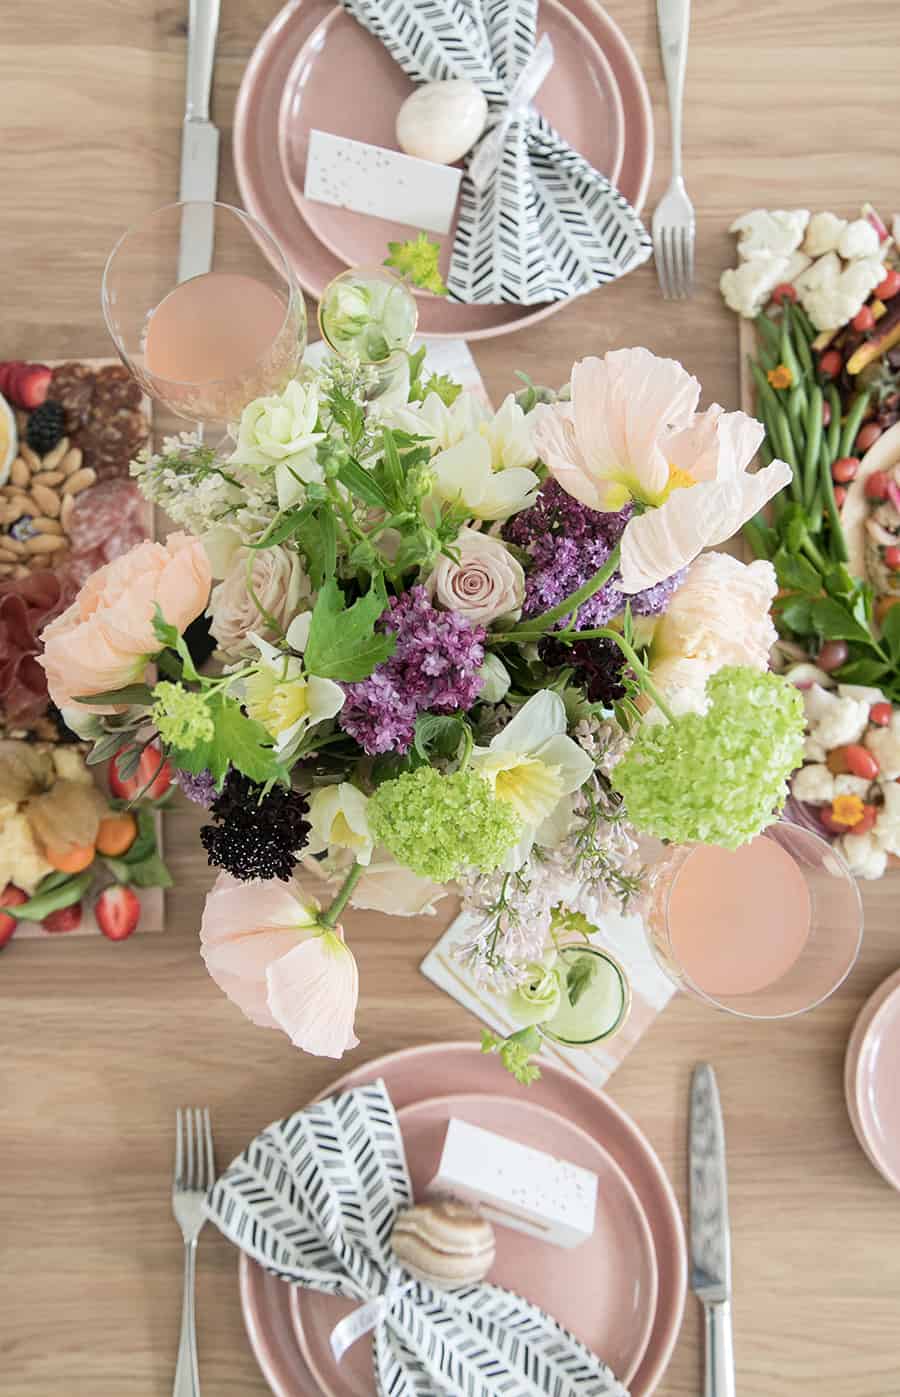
[337,0,652,305]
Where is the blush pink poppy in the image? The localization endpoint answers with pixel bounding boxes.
[39,532,211,709]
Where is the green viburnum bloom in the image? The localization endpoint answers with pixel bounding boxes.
[368,766,522,883]
[507,962,563,1027]
[481,1028,542,1086]
[151,682,214,751]
[612,665,805,849]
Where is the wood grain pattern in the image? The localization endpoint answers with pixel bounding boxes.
[2,1,900,1394]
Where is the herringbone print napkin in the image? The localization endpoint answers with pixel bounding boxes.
[206,1081,628,1396]
[337,0,652,305]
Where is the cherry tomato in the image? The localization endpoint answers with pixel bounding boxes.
[833,485,848,508]
[870,702,893,727]
[855,421,883,453]
[874,268,900,300]
[818,349,843,378]
[832,456,860,483]
[852,305,876,333]
[821,399,832,426]
[884,545,900,571]
[817,640,849,672]
[843,744,880,780]
[819,807,860,836]
[865,470,891,500]
[850,804,879,836]
[771,282,798,305]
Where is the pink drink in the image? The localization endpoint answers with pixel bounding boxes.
[144,272,287,383]
[666,837,811,996]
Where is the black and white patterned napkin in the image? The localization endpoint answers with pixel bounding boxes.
[337,0,652,305]
[206,1079,628,1396]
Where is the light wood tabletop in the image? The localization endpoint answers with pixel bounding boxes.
[3,1,900,1393]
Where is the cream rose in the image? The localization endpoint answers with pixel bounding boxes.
[426,527,524,625]
[229,379,325,471]
[208,544,312,661]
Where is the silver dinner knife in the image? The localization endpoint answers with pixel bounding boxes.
[177,0,221,283]
[689,1064,736,1397]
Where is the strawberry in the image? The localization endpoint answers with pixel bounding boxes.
[108,744,173,803]
[0,884,28,949]
[95,884,140,941]
[0,361,25,398]
[9,364,52,410]
[42,902,83,934]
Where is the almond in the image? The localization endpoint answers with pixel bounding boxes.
[61,447,83,476]
[31,516,64,536]
[60,494,75,532]
[24,534,66,555]
[10,457,30,488]
[0,546,18,563]
[13,564,30,578]
[41,437,70,470]
[32,470,64,487]
[19,444,42,472]
[62,467,96,496]
[1,536,26,555]
[30,483,61,518]
[0,562,14,576]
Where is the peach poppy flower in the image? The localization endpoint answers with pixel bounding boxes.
[531,349,792,592]
[200,872,359,1058]
[40,532,211,709]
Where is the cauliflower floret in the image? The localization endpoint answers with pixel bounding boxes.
[720,256,790,318]
[837,684,887,707]
[838,219,881,261]
[795,251,841,295]
[804,211,848,257]
[730,209,810,259]
[804,685,869,746]
[841,256,886,302]
[800,254,886,331]
[792,764,835,804]
[865,713,900,779]
[874,782,900,855]
[804,734,828,763]
[784,250,812,282]
[838,830,888,880]
[834,774,872,799]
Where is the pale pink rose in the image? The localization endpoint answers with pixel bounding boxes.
[426,526,524,625]
[531,349,792,592]
[650,552,778,704]
[208,543,312,661]
[40,532,211,709]
[200,872,359,1058]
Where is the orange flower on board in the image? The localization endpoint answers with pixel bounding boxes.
[767,364,794,390]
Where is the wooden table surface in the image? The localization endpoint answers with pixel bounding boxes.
[3,1,900,1393]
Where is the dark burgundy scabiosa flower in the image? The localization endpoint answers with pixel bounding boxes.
[339,586,486,756]
[503,480,683,628]
[538,634,629,707]
[200,771,311,882]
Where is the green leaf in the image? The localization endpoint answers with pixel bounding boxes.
[880,603,900,663]
[250,503,316,549]
[152,606,200,682]
[170,692,282,785]
[809,596,874,647]
[72,683,155,707]
[773,547,821,594]
[413,713,466,760]
[380,429,406,495]
[104,851,173,889]
[566,953,598,1008]
[337,457,392,509]
[86,731,132,766]
[304,577,395,682]
[777,597,815,635]
[421,372,462,407]
[326,386,366,450]
[384,232,448,296]
[294,507,337,590]
[406,345,428,402]
[822,563,860,600]
[832,657,890,685]
[8,870,95,922]
[118,808,158,864]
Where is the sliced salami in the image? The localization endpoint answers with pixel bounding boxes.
[93,364,143,410]
[50,362,95,433]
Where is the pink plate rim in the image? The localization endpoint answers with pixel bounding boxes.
[845,970,900,1190]
[289,1089,659,1393]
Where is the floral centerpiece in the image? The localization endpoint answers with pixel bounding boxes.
[38,331,805,1073]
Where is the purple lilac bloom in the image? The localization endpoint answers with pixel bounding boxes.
[339,586,486,755]
[175,767,219,808]
[503,480,683,628]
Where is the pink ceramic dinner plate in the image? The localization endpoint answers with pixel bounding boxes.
[233,0,653,339]
[290,1092,658,1394]
[238,1041,686,1397]
[277,0,626,287]
[845,969,900,1190]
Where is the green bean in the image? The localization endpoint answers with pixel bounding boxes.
[838,389,872,460]
[755,312,782,354]
[802,387,824,512]
[792,303,817,342]
[8,870,94,923]
[826,384,842,461]
[819,438,849,562]
[764,399,803,502]
[791,312,816,382]
[780,305,805,382]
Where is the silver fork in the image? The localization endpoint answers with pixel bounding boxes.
[172,1108,215,1397]
[652,0,695,299]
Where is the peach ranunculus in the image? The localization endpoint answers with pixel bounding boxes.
[208,542,312,661]
[426,526,525,625]
[649,552,778,709]
[530,348,792,593]
[39,532,211,709]
[200,872,359,1058]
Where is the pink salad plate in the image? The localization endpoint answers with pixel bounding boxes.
[239,1040,687,1397]
[290,1092,658,1394]
[845,969,900,1191]
[277,0,626,290]
[233,0,653,340]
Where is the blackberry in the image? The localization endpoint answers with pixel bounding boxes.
[26,400,66,455]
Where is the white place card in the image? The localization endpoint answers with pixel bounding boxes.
[427,1117,598,1249]
[304,129,462,235]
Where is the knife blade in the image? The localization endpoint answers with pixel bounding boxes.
[177,0,221,283]
[689,1063,735,1397]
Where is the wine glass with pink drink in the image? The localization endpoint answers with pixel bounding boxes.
[102,201,307,425]
[643,820,863,1019]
